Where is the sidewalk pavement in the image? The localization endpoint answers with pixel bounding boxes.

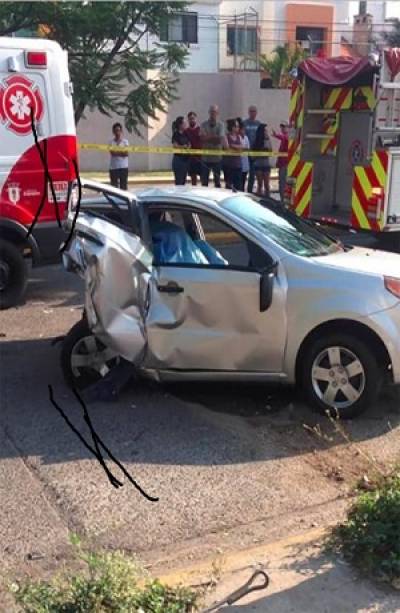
[158,529,399,612]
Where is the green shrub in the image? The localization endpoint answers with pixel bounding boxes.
[11,544,197,612]
[332,472,400,587]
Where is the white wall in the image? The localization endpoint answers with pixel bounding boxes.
[77,71,290,173]
[141,1,220,73]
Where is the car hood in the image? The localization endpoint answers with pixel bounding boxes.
[311,246,400,278]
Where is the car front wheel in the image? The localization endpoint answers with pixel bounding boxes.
[61,318,120,389]
[302,334,382,419]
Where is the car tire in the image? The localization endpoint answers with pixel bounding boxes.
[61,318,119,389]
[0,239,28,310]
[301,333,381,419]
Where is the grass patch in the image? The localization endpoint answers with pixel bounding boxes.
[10,537,198,612]
[331,471,400,589]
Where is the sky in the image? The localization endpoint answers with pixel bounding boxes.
[348,1,400,21]
[385,1,400,18]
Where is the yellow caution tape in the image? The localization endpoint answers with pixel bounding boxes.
[79,143,287,158]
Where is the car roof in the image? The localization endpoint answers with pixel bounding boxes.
[133,186,235,207]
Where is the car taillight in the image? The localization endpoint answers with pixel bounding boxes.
[384,276,400,299]
[25,51,47,68]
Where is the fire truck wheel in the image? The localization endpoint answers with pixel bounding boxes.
[0,239,28,310]
[302,334,381,420]
[61,318,120,389]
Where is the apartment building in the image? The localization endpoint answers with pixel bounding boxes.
[145,0,400,74]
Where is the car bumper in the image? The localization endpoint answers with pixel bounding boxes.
[368,303,400,384]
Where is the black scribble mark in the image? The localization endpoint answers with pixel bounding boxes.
[48,385,159,502]
[59,157,81,254]
[26,108,80,243]
[26,108,61,238]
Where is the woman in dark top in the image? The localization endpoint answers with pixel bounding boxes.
[224,118,242,191]
[253,123,272,197]
[172,116,191,185]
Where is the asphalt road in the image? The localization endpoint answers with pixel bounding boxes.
[1,263,400,598]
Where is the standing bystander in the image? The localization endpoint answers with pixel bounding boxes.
[200,105,225,188]
[225,119,242,191]
[253,124,272,197]
[109,122,129,190]
[242,105,261,194]
[272,122,289,202]
[171,116,191,185]
[185,111,202,186]
[237,118,250,191]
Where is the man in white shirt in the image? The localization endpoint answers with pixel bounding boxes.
[109,122,129,190]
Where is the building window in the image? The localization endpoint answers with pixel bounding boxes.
[160,12,198,44]
[296,26,325,54]
[227,26,257,56]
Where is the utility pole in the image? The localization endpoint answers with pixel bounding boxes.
[243,9,247,71]
[234,11,237,72]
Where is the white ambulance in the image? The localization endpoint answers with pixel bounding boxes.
[0,36,77,308]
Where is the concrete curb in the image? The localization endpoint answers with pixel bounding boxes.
[156,526,328,587]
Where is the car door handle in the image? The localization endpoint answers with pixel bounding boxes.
[157,281,184,294]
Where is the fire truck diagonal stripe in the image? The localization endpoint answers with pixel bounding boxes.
[365,164,381,189]
[352,188,370,229]
[325,88,341,109]
[352,174,371,229]
[373,151,388,183]
[354,166,371,199]
[288,138,298,160]
[294,164,312,203]
[321,89,352,154]
[295,172,312,216]
[288,153,301,177]
[334,88,351,110]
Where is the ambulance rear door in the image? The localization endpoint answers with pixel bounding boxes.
[0,38,76,235]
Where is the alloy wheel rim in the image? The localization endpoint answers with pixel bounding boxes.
[311,346,365,410]
[70,335,119,379]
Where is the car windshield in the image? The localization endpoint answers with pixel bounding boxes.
[223,195,343,257]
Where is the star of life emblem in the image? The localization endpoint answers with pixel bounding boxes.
[0,74,44,135]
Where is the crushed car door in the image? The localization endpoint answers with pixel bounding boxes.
[64,186,153,364]
[143,206,287,372]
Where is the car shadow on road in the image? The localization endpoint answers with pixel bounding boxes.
[24,264,83,309]
[168,379,400,455]
[0,335,399,473]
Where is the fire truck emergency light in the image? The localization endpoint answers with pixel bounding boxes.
[25,51,47,67]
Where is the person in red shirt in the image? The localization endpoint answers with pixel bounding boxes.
[272,122,289,202]
[185,111,202,185]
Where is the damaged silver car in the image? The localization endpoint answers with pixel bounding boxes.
[61,179,400,419]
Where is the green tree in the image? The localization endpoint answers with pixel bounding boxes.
[259,43,307,88]
[0,1,189,134]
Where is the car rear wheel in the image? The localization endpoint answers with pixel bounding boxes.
[0,239,28,310]
[302,334,382,419]
[61,318,120,389]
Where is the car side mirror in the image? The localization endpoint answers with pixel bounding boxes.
[260,262,278,312]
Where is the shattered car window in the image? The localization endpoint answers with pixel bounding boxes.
[224,195,342,257]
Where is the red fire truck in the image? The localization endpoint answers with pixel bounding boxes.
[285,50,400,251]
[0,37,77,309]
